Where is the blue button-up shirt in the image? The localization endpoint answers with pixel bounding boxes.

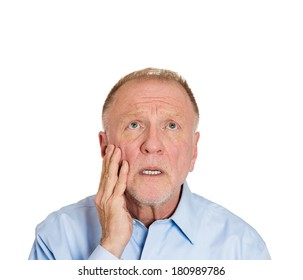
[29,182,270,260]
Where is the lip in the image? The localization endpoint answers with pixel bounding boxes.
[140,167,164,175]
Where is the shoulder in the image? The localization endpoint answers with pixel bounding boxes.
[190,192,268,258]
[192,192,260,236]
[192,193,243,222]
[32,195,100,259]
[35,195,96,233]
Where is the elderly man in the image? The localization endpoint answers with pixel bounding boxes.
[29,68,270,260]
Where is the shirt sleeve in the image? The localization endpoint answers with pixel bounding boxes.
[28,235,55,260]
[88,245,119,260]
[257,245,271,260]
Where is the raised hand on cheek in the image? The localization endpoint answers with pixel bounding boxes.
[94,144,132,258]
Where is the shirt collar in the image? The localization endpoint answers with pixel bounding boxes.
[170,181,197,244]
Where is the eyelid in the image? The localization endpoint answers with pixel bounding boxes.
[126,120,180,130]
[166,120,179,130]
[127,120,142,130]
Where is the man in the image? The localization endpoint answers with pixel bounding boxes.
[29,68,271,260]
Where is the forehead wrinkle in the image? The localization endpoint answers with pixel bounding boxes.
[120,109,182,122]
[110,79,192,114]
[120,101,184,120]
[122,97,185,115]
[137,95,185,106]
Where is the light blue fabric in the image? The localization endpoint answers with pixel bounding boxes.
[29,182,270,260]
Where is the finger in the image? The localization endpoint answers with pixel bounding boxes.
[113,160,129,196]
[97,144,116,195]
[102,147,122,196]
[106,147,122,178]
[101,144,115,178]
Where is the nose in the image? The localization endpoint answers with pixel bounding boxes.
[140,126,164,155]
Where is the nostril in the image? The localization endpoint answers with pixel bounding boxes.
[142,146,163,154]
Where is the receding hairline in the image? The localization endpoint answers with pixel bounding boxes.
[102,68,199,129]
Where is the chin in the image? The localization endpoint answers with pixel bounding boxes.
[126,186,177,207]
[126,174,182,206]
[128,193,171,207]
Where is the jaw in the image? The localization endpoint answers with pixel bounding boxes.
[125,172,182,207]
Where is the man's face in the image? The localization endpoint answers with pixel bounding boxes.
[101,79,199,206]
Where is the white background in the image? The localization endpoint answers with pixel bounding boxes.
[0,0,302,277]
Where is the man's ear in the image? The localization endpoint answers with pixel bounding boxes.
[98,131,108,158]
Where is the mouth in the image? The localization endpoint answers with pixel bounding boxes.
[140,168,163,176]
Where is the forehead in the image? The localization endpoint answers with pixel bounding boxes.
[109,79,193,116]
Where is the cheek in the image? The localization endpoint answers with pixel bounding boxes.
[119,142,138,163]
[172,141,195,171]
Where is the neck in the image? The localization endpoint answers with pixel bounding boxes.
[125,188,182,227]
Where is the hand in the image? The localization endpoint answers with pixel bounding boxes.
[94,144,133,258]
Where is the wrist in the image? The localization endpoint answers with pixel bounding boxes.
[100,238,126,259]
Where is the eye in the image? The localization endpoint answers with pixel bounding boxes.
[128,121,140,130]
[167,122,178,130]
